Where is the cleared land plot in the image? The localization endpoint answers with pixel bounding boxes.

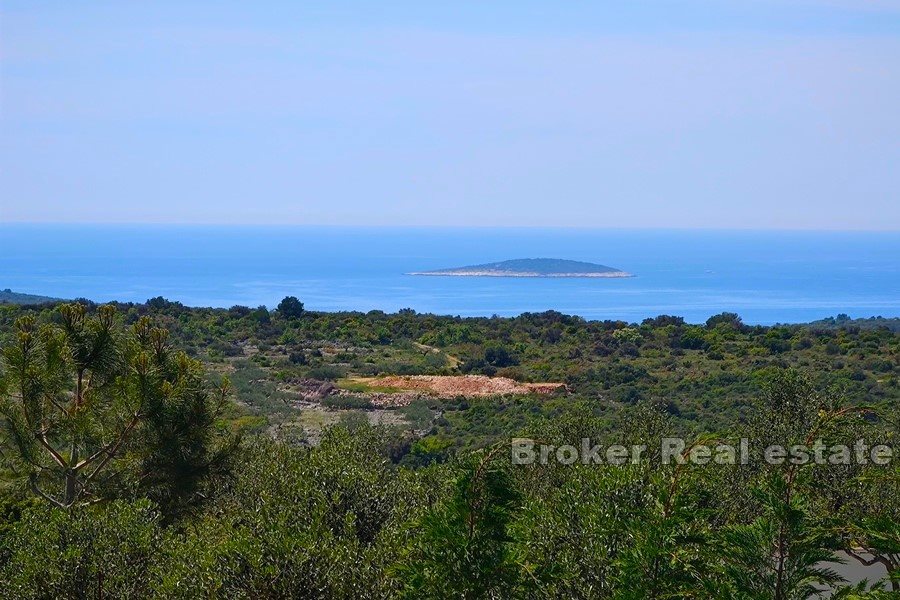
[343,375,566,398]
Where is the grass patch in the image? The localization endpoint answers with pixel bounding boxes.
[337,378,404,394]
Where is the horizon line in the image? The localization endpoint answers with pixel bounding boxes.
[2,221,900,233]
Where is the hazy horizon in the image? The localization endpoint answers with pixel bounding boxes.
[3,222,900,233]
[2,1,899,229]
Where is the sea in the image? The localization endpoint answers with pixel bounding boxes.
[2,225,899,325]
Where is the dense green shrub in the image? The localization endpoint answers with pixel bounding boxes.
[0,500,160,599]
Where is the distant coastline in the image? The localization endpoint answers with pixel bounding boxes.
[0,288,62,305]
[4,227,898,324]
[409,258,633,278]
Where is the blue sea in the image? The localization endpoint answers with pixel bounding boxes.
[2,225,898,325]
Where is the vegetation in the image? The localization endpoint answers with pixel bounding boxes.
[0,304,233,515]
[0,299,898,597]
[0,288,62,305]
[277,295,305,319]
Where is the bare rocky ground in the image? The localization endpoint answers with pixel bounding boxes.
[358,375,566,399]
[278,374,567,410]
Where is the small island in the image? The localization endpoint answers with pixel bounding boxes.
[409,258,633,278]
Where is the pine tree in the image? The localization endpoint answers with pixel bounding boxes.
[0,303,232,510]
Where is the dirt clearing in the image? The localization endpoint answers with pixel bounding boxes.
[350,375,566,398]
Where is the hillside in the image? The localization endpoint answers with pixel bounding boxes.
[3,300,896,440]
[0,288,62,305]
[410,258,632,277]
[809,314,900,332]
[0,299,897,595]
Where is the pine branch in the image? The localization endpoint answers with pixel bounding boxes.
[29,474,64,509]
[35,432,67,468]
[77,411,141,493]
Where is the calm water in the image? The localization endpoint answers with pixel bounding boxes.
[2,225,898,324]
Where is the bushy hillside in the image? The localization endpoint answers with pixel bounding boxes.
[0,300,898,596]
[0,288,62,305]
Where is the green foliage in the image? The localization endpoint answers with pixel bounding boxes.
[276,296,305,319]
[0,500,160,599]
[6,301,887,437]
[707,312,745,331]
[153,429,415,598]
[396,451,523,598]
[0,304,234,514]
[308,364,347,380]
[718,474,844,600]
[0,300,898,596]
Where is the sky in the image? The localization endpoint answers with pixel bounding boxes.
[1,1,899,229]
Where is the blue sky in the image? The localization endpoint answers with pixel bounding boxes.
[1,1,899,229]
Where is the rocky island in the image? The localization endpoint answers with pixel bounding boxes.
[409,258,633,278]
